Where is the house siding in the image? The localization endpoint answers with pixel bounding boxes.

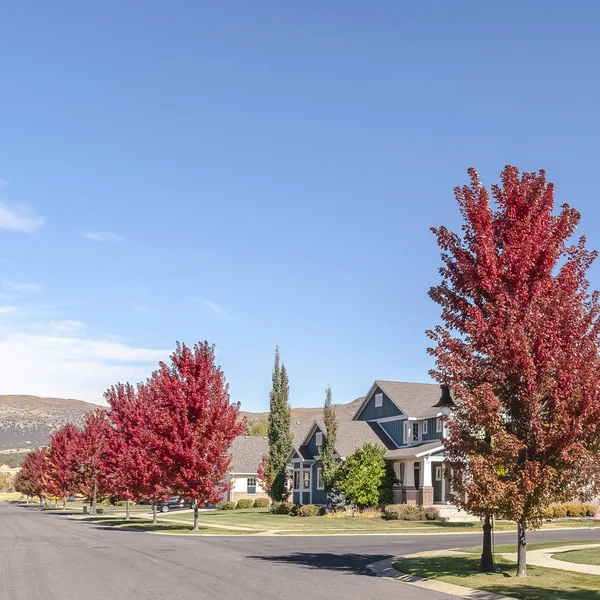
[380,420,403,446]
[356,386,403,421]
[305,428,323,458]
[312,461,327,505]
[422,418,443,442]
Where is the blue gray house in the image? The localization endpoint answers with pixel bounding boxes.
[287,380,454,507]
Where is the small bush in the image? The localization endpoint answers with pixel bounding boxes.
[545,505,555,519]
[253,497,269,508]
[270,501,294,515]
[565,503,586,517]
[356,507,384,519]
[235,498,254,509]
[549,505,567,519]
[217,501,236,510]
[584,503,599,517]
[384,504,425,521]
[295,504,323,517]
[423,507,441,521]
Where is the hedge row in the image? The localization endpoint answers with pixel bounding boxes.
[269,502,324,516]
[384,504,441,521]
[216,497,270,510]
[545,503,598,519]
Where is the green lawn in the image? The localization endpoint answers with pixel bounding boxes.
[393,553,600,600]
[457,540,600,554]
[23,501,151,516]
[553,547,600,567]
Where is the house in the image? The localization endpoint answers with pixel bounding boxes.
[222,436,269,503]
[286,380,455,507]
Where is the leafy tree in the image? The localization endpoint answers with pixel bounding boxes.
[14,447,47,503]
[247,420,269,436]
[319,385,338,491]
[256,455,271,498]
[146,342,245,530]
[265,346,292,501]
[337,443,387,508]
[428,166,600,576]
[44,424,81,509]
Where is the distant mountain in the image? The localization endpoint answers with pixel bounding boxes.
[239,396,364,426]
[0,395,97,451]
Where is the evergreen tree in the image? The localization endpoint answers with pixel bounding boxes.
[266,346,292,501]
[320,385,338,491]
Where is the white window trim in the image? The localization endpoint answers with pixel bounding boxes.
[423,420,428,435]
[302,469,311,490]
[404,421,410,445]
[436,418,443,433]
[247,477,257,495]
[315,432,323,447]
[435,466,442,481]
[293,469,301,491]
[374,393,383,408]
[317,468,324,490]
[412,422,419,442]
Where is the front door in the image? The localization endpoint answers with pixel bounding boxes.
[414,464,420,489]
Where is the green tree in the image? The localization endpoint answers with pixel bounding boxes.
[266,346,292,501]
[337,443,387,508]
[319,385,338,491]
[246,420,269,436]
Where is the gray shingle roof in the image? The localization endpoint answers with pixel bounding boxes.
[332,421,388,458]
[290,421,314,447]
[228,436,268,474]
[384,440,444,460]
[371,380,447,419]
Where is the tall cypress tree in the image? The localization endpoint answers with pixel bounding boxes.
[320,385,338,491]
[266,346,292,501]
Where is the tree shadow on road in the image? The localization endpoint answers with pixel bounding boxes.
[248,552,392,575]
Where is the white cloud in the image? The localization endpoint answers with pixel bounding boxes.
[134,305,148,314]
[201,299,231,319]
[82,231,126,242]
[0,317,170,404]
[0,306,16,313]
[0,177,9,188]
[3,281,42,293]
[0,202,44,233]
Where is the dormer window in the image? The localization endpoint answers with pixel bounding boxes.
[315,431,323,447]
[374,393,383,408]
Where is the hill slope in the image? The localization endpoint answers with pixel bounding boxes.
[0,395,97,451]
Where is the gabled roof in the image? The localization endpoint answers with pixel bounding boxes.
[353,380,450,420]
[228,436,268,474]
[384,441,444,460]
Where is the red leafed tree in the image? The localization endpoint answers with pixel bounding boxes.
[147,341,245,530]
[45,424,82,509]
[428,166,600,577]
[256,455,271,498]
[74,409,111,515]
[104,382,170,522]
[15,447,48,503]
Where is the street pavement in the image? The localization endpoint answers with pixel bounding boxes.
[2,504,600,600]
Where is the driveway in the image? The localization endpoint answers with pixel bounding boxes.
[2,504,600,600]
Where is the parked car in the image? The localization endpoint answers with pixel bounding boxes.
[157,496,192,513]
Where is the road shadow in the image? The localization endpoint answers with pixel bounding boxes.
[248,552,392,575]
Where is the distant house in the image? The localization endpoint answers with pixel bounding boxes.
[286,380,455,507]
[222,436,269,503]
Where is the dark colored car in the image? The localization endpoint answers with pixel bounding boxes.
[157,496,191,512]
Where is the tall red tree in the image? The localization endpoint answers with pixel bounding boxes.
[74,409,111,515]
[14,448,48,503]
[45,424,82,509]
[147,342,245,530]
[428,166,600,576]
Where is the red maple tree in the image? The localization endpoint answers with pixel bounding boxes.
[14,447,48,504]
[147,342,245,530]
[45,424,82,509]
[428,166,600,576]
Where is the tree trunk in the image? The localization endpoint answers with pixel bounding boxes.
[193,501,199,531]
[125,499,131,521]
[478,514,495,572]
[63,498,66,510]
[90,477,97,516]
[517,516,527,577]
[152,501,157,525]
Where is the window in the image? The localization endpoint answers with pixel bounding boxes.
[293,470,300,490]
[435,466,442,481]
[315,431,323,447]
[374,393,383,408]
[423,420,428,435]
[317,468,324,490]
[404,421,410,444]
[436,418,443,433]
[303,470,311,490]
[247,477,257,495]
[412,422,419,441]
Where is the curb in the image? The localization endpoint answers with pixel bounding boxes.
[367,557,518,600]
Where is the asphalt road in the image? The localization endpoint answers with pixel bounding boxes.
[2,505,600,600]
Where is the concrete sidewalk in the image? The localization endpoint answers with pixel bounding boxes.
[503,542,600,575]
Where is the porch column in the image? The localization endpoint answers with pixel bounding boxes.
[402,461,418,505]
[419,457,434,507]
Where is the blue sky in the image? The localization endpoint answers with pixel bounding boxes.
[1,2,600,409]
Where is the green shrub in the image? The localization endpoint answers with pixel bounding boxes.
[270,501,294,514]
[253,497,269,508]
[295,504,323,517]
[337,443,388,507]
[217,501,236,510]
[545,505,555,519]
[235,498,254,509]
[550,505,567,519]
[423,507,440,521]
[565,503,586,517]
[384,504,425,521]
[96,508,104,515]
[584,503,598,517]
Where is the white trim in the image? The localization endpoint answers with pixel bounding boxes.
[292,468,301,491]
[315,432,323,447]
[435,466,442,482]
[317,468,324,490]
[415,445,444,458]
[423,420,428,435]
[436,418,443,433]
[352,382,405,420]
[374,392,383,408]
[376,423,400,449]
[373,416,408,424]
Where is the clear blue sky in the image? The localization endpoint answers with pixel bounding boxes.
[1,2,599,409]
